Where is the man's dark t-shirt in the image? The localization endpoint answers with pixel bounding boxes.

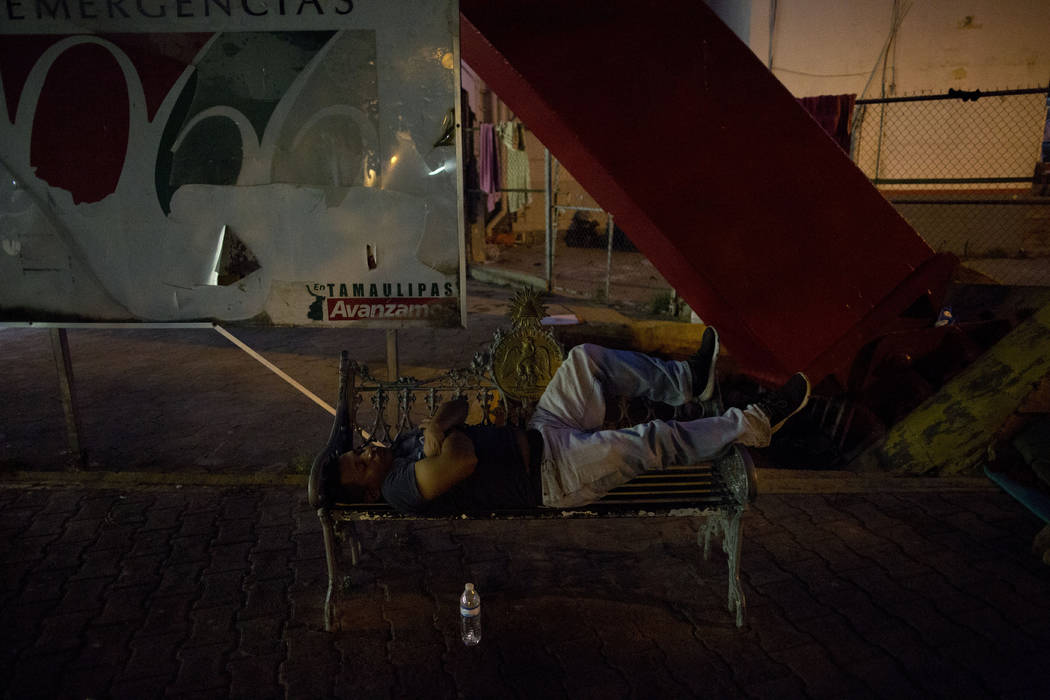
[381,426,541,514]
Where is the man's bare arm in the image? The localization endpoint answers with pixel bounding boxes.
[422,396,470,457]
[414,430,477,501]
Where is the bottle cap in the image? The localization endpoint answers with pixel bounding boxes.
[465,583,474,591]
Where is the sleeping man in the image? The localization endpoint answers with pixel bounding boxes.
[338,328,810,514]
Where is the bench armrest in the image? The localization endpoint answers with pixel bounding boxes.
[310,351,354,509]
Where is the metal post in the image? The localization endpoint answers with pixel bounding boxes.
[48,328,86,468]
[386,328,399,380]
[544,147,554,292]
[605,213,614,301]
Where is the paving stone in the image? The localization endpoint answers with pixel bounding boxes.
[71,547,125,581]
[178,512,220,538]
[110,675,171,699]
[755,577,832,623]
[58,663,121,699]
[184,604,239,649]
[866,625,990,698]
[108,500,150,526]
[226,652,286,699]
[155,561,206,597]
[846,654,926,699]
[742,673,808,699]
[222,495,262,521]
[20,565,77,603]
[0,598,57,654]
[96,583,153,625]
[855,534,931,572]
[770,641,873,699]
[205,542,254,574]
[136,594,193,638]
[42,539,91,568]
[703,633,793,690]
[234,616,285,657]
[249,547,292,581]
[748,605,815,652]
[23,512,73,538]
[59,517,103,544]
[170,642,232,694]
[837,566,925,607]
[31,609,95,654]
[194,570,246,610]
[128,528,175,558]
[114,551,167,589]
[214,518,256,546]
[973,651,1048,697]
[896,571,986,614]
[68,496,115,522]
[283,629,340,688]
[756,531,818,565]
[503,671,568,699]
[291,531,326,560]
[392,655,457,698]
[142,507,186,533]
[121,631,184,681]
[256,501,295,529]
[167,535,212,566]
[879,598,968,648]
[282,673,333,699]
[3,534,55,564]
[790,613,887,666]
[239,578,289,621]
[252,525,294,553]
[5,650,76,698]
[73,621,140,669]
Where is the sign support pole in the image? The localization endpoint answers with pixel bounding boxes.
[386,329,400,380]
[544,148,554,292]
[48,328,86,469]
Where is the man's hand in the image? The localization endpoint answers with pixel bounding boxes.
[414,430,478,501]
[421,396,470,457]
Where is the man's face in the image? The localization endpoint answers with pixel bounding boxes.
[339,444,394,501]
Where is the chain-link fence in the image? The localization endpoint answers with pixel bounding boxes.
[475,86,1050,310]
[472,131,678,319]
[852,87,1050,285]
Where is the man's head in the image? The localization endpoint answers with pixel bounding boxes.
[338,443,393,502]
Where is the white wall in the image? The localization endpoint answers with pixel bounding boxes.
[750,0,1050,98]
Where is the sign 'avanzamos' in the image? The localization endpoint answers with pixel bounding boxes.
[0,1,465,327]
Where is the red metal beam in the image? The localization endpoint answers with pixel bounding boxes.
[461,1,954,386]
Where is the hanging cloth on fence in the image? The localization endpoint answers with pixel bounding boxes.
[479,123,501,212]
[797,94,856,153]
[498,121,531,213]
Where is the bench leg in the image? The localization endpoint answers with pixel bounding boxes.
[723,507,746,628]
[698,508,746,628]
[319,508,339,632]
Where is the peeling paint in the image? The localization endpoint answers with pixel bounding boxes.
[879,300,1050,475]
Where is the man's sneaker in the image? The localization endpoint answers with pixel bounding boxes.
[689,326,719,402]
[753,373,811,434]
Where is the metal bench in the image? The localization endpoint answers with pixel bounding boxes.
[308,295,757,630]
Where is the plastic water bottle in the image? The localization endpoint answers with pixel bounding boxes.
[459,583,482,646]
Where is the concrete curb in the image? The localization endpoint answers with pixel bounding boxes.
[0,468,994,494]
[0,470,306,489]
[754,468,996,494]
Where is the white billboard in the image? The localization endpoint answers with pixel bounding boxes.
[0,1,464,326]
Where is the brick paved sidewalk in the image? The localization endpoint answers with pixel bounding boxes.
[2,483,1048,699]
